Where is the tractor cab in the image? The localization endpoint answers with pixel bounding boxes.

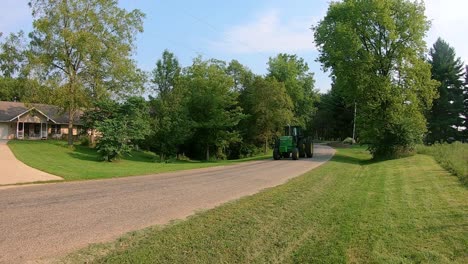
[274,125,313,160]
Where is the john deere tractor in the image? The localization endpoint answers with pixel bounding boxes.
[273,125,313,160]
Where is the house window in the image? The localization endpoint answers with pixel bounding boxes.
[51,125,61,134]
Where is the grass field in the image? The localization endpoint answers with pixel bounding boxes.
[7,140,271,181]
[417,142,468,186]
[63,147,468,264]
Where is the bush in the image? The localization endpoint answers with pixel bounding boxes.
[416,142,468,186]
[342,137,356,144]
[79,135,90,146]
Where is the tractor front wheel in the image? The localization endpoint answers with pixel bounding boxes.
[292,148,299,160]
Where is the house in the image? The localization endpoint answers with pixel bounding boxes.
[0,101,82,140]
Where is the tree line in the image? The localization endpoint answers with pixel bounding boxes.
[0,0,467,161]
[137,52,318,161]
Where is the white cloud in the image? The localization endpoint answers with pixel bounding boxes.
[210,9,316,54]
[425,0,468,63]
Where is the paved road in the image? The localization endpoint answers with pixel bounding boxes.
[0,144,335,263]
[0,140,62,185]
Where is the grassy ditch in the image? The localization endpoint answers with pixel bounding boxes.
[63,147,468,263]
[417,142,468,186]
[7,140,271,181]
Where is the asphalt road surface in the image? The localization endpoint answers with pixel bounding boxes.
[0,144,335,263]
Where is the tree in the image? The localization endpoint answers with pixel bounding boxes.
[28,0,145,145]
[267,54,318,130]
[0,31,57,103]
[243,76,293,153]
[426,38,465,143]
[84,97,150,161]
[312,86,354,140]
[314,0,438,158]
[151,49,181,98]
[227,59,255,92]
[147,50,191,160]
[181,57,244,160]
[0,31,27,78]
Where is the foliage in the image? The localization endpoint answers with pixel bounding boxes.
[267,53,319,129]
[227,59,255,92]
[242,76,293,153]
[147,50,192,160]
[180,57,245,160]
[314,0,439,159]
[27,0,146,145]
[85,97,150,161]
[426,38,466,143]
[311,87,354,140]
[151,49,181,98]
[416,142,468,185]
[464,66,468,140]
[64,147,468,263]
[0,31,27,78]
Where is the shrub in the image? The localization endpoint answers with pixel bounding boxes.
[79,135,90,147]
[342,137,356,145]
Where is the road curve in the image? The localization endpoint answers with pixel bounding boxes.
[0,144,335,263]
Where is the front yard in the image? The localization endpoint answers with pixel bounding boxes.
[63,147,468,263]
[7,140,270,181]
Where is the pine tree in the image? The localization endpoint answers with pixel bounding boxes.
[427,38,465,143]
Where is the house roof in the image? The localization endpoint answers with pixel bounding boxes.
[0,101,81,124]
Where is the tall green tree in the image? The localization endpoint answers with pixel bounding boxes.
[181,57,244,160]
[243,76,293,153]
[0,31,27,78]
[27,0,145,145]
[314,0,438,158]
[267,54,318,130]
[427,38,465,143]
[227,59,255,92]
[151,49,181,98]
[312,86,354,140]
[0,31,56,104]
[148,50,191,160]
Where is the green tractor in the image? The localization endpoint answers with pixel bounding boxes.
[273,125,313,160]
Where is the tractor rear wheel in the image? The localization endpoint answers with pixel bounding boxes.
[292,148,299,160]
[273,148,281,160]
[299,140,306,158]
[305,139,313,158]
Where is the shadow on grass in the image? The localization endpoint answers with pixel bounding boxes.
[67,146,101,162]
[330,153,366,165]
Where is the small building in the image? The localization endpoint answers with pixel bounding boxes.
[0,101,82,140]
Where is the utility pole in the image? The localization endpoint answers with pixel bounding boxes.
[352,101,357,143]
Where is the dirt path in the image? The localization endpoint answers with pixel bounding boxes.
[0,140,62,185]
[0,144,335,264]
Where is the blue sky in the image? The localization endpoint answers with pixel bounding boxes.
[1,0,468,93]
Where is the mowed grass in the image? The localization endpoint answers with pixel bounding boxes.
[7,140,271,181]
[417,142,468,186]
[64,147,468,264]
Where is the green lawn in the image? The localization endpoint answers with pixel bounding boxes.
[7,140,271,181]
[64,147,468,264]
